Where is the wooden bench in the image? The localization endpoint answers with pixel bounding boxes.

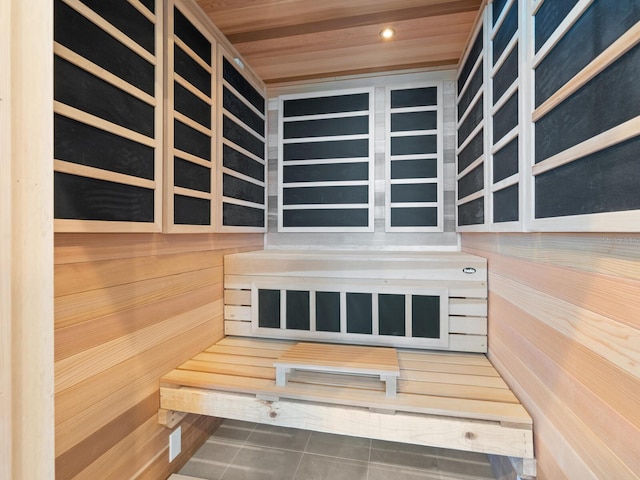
[273,342,400,396]
[160,337,534,460]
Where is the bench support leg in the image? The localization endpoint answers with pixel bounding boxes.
[382,375,397,397]
[276,367,291,387]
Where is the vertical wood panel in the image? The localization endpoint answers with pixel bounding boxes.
[4,0,56,479]
[54,232,262,479]
[0,1,11,477]
[462,232,640,480]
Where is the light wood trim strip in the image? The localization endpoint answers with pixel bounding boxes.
[456,155,484,181]
[127,0,155,23]
[173,148,212,168]
[223,110,266,141]
[456,189,485,206]
[491,0,516,38]
[533,21,640,122]
[55,42,155,106]
[54,159,155,189]
[456,120,484,154]
[174,37,213,74]
[54,101,156,148]
[221,137,265,164]
[456,53,483,104]
[491,173,519,193]
[160,369,530,425]
[174,73,213,105]
[160,388,533,457]
[61,0,156,65]
[223,79,266,120]
[174,111,213,136]
[222,167,266,188]
[54,218,160,233]
[532,116,640,176]
[532,0,594,68]
[457,87,483,126]
[173,186,212,201]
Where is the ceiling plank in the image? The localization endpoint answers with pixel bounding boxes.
[198,0,480,34]
[225,1,482,43]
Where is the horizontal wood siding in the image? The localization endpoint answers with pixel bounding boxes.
[462,232,640,480]
[54,232,262,479]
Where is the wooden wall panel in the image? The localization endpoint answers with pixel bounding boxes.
[462,232,640,480]
[54,232,262,480]
[2,0,55,478]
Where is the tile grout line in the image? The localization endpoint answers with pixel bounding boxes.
[218,421,259,479]
[291,430,313,479]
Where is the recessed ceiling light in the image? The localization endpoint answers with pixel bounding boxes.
[380,28,395,40]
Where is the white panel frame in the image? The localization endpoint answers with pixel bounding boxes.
[487,0,526,231]
[384,81,445,232]
[528,0,640,232]
[277,87,376,233]
[456,8,490,232]
[250,281,450,349]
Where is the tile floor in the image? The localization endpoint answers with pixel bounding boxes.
[178,419,498,480]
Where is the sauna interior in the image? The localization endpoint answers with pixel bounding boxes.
[2,0,639,479]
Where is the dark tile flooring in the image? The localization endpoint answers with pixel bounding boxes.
[177,419,497,480]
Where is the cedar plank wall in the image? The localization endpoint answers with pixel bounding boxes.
[462,233,640,480]
[54,232,263,479]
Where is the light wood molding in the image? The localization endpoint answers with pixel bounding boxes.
[533,21,640,122]
[532,116,640,176]
[54,42,156,106]
[61,0,156,64]
[54,159,156,190]
[4,0,55,478]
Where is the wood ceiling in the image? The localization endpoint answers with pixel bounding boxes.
[196,0,483,84]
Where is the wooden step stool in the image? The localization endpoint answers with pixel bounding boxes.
[273,342,400,397]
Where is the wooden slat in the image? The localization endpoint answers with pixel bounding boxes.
[56,318,221,455]
[55,284,219,361]
[462,232,640,281]
[54,159,156,190]
[55,267,220,329]
[54,234,262,265]
[225,250,487,281]
[490,298,640,475]
[160,388,533,458]
[532,116,640,177]
[61,0,156,64]
[54,101,156,148]
[224,289,252,305]
[449,298,487,316]
[490,273,640,378]
[204,344,283,358]
[224,274,486,297]
[274,342,399,374]
[397,349,491,367]
[160,368,531,425]
[533,21,640,122]
[490,336,637,479]
[216,336,292,350]
[54,42,156,106]
[464,243,640,330]
[399,359,498,377]
[55,300,220,394]
[55,250,223,297]
[224,305,251,321]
